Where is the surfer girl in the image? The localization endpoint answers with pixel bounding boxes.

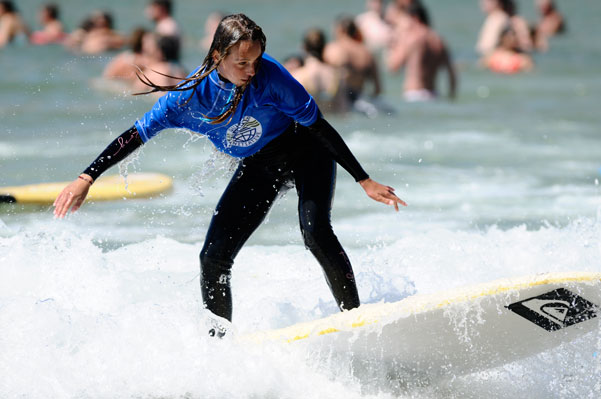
[53,13,406,331]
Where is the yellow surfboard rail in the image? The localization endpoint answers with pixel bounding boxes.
[0,173,173,205]
[244,271,601,344]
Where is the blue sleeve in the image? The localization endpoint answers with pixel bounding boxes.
[263,55,321,126]
[134,89,194,143]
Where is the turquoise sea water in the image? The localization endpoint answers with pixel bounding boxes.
[1,0,601,397]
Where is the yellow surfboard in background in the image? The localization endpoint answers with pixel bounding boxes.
[0,173,173,204]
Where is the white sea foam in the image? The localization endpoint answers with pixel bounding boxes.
[1,219,600,398]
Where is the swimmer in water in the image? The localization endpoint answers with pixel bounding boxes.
[146,0,180,39]
[291,28,349,113]
[386,3,456,102]
[482,25,533,74]
[323,15,382,104]
[30,3,67,45]
[53,13,406,336]
[131,33,187,95]
[534,0,565,52]
[355,0,392,51]
[0,0,29,48]
[103,27,151,83]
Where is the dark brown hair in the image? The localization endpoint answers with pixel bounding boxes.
[129,27,147,54]
[135,13,266,124]
[303,28,326,61]
[336,15,361,42]
[407,2,430,26]
[44,3,60,20]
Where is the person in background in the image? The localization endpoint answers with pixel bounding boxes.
[355,0,392,51]
[385,0,414,32]
[30,3,66,45]
[103,27,151,82]
[503,0,533,53]
[0,0,29,48]
[146,0,180,39]
[291,28,349,113]
[476,0,531,56]
[79,11,125,54]
[387,3,456,102]
[482,25,533,74]
[282,53,304,73]
[63,15,94,52]
[132,33,186,96]
[534,0,565,51]
[53,14,405,335]
[324,15,382,108]
[475,0,509,55]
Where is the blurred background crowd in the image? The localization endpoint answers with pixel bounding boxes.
[0,0,566,117]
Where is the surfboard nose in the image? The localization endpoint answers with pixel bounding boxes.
[0,194,16,203]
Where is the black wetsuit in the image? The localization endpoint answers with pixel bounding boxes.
[83,118,367,322]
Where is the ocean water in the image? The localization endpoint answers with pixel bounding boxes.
[1,0,601,398]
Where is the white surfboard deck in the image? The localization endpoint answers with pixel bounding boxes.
[242,272,601,380]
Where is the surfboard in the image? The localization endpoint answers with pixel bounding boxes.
[242,272,601,381]
[0,173,173,205]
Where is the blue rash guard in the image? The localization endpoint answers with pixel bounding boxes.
[134,53,321,158]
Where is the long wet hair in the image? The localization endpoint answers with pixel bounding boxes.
[303,28,326,61]
[135,13,266,124]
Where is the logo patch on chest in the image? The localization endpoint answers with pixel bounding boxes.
[226,116,263,148]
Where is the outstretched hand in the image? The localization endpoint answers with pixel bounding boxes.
[53,175,93,218]
[359,178,407,211]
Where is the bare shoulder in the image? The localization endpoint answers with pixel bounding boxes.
[429,29,445,45]
[323,42,346,65]
[290,66,308,86]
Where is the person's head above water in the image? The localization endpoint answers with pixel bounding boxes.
[407,2,430,27]
[480,0,503,14]
[146,0,172,21]
[208,14,266,87]
[303,28,327,61]
[40,3,60,23]
[536,0,556,15]
[136,13,266,124]
[0,0,16,14]
[334,15,362,42]
[497,24,519,51]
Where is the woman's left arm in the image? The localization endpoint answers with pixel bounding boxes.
[306,118,407,211]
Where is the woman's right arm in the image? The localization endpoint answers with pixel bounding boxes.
[53,126,143,218]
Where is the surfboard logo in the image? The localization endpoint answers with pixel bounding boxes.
[226,116,262,148]
[507,288,599,332]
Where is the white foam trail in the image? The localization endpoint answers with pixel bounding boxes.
[1,219,600,398]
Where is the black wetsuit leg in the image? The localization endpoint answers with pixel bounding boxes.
[199,138,292,321]
[294,128,360,311]
[199,124,360,321]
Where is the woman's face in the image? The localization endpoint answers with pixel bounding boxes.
[215,40,262,87]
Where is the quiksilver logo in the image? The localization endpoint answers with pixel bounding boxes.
[226,116,262,148]
[507,288,599,332]
[522,299,570,323]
